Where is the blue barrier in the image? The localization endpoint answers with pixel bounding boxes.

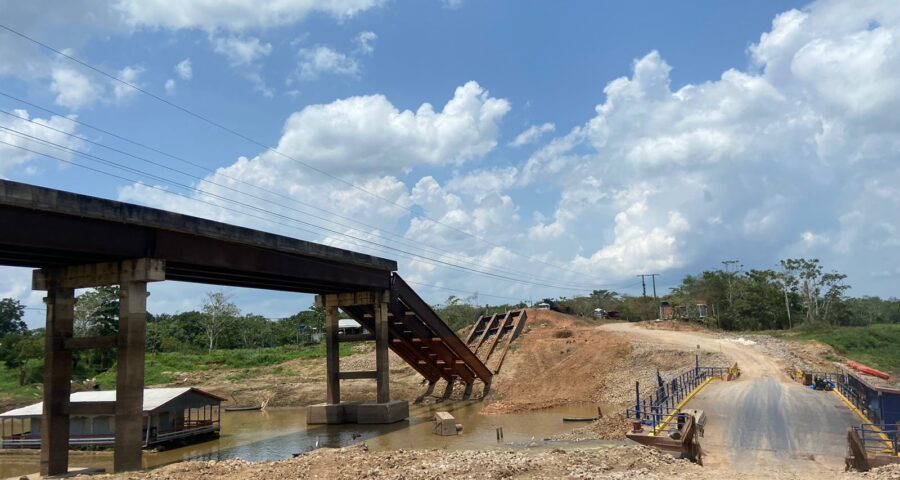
[841,372,900,427]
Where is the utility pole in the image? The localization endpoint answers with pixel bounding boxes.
[721,260,742,309]
[637,274,660,298]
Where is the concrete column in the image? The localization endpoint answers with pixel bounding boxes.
[40,285,75,477]
[324,305,340,404]
[375,296,390,404]
[114,281,147,472]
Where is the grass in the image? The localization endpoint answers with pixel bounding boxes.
[791,323,900,375]
[0,363,42,410]
[93,343,354,388]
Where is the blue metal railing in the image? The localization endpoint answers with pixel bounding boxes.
[852,423,898,456]
[625,363,727,432]
[838,380,874,421]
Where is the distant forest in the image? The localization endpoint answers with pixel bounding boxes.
[1,257,896,387]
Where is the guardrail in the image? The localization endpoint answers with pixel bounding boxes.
[853,423,898,456]
[837,380,875,421]
[625,361,730,433]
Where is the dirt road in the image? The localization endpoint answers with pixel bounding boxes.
[600,322,860,475]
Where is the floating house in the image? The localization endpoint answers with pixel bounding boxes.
[0,387,224,449]
[338,318,364,335]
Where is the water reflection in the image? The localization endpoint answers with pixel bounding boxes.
[0,402,619,478]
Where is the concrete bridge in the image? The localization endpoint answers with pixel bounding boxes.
[0,180,492,475]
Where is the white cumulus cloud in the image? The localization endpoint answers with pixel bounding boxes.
[212,35,272,67]
[294,46,360,81]
[49,67,101,110]
[174,58,193,80]
[355,31,378,55]
[114,0,385,32]
[510,122,555,147]
[0,109,85,176]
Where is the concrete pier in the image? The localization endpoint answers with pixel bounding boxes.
[33,259,163,475]
[309,291,409,425]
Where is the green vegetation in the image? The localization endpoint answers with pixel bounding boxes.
[95,343,352,388]
[667,258,900,331]
[0,289,340,408]
[432,294,526,332]
[2,257,897,410]
[0,361,41,409]
[791,324,900,375]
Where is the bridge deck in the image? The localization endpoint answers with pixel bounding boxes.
[0,180,395,293]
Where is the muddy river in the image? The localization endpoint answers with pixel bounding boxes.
[1,402,620,478]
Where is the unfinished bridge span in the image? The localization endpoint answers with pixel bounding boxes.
[0,180,492,475]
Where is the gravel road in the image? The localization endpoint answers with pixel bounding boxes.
[600,322,861,476]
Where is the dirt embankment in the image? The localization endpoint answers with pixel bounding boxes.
[157,344,426,409]
[481,310,728,418]
[74,444,900,480]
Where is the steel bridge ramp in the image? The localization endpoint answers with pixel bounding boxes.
[465,309,527,373]
[341,274,493,391]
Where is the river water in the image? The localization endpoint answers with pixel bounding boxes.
[1,402,620,478]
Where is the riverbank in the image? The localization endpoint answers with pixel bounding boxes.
[70,443,900,480]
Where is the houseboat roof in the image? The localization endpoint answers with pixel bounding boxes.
[0,387,225,418]
[338,319,362,329]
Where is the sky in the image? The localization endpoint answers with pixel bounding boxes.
[1,0,899,328]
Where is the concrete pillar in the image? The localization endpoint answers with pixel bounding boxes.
[40,285,75,477]
[375,297,390,404]
[114,281,147,472]
[324,305,340,405]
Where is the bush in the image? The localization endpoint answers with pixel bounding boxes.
[554,329,573,338]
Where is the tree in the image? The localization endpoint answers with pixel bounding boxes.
[200,291,239,353]
[0,330,43,385]
[776,261,800,329]
[74,287,119,337]
[779,258,848,325]
[0,298,26,335]
[721,260,743,310]
[73,287,120,374]
[820,271,849,325]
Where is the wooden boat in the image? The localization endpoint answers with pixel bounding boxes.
[224,405,261,412]
[562,416,598,422]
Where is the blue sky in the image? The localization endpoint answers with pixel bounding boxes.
[1,0,898,328]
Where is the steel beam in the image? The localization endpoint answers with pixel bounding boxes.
[392,275,492,383]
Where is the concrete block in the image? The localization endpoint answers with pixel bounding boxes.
[357,400,409,424]
[433,411,458,436]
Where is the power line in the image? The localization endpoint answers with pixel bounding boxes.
[0,23,622,284]
[0,138,615,293]
[404,280,526,303]
[0,114,603,291]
